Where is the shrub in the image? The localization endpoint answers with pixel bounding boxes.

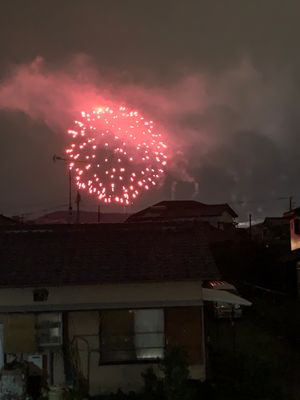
[141,346,199,400]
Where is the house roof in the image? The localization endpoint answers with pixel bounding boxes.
[251,217,290,231]
[33,210,130,224]
[284,207,300,219]
[263,217,290,226]
[0,222,219,288]
[126,200,238,223]
[0,214,20,226]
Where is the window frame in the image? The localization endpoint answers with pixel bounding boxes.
[99,308,166,365]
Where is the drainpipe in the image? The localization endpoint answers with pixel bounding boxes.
[62,312,73,386]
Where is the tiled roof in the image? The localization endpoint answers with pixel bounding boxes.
[0,222,219,288]
[126,200,238,223]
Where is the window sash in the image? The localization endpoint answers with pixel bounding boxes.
[100,309,165,363]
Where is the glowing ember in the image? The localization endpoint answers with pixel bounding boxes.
[65,105,168,205]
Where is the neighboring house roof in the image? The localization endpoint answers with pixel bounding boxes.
[33,210,130,224]
[251,217,290,231]
[263,217,289,226]
[126,200,238,223]
[250,216,290,242]
[0,214,20,226]
[284,207,300,219]
[202,222,245,243]
[0,222,219,288]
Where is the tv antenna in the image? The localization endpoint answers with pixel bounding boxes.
[53,154,88,223]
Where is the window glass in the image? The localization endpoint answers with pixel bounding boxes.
[100,309,164,363]
[101,310,135,363]
[134,309,164,360]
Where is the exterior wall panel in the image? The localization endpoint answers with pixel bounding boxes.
[165,306,203,365]
[67,306,205,395]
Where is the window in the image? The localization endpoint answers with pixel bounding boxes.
[36,313,62,348]
[134,309,164,360]
[100,309,164,363]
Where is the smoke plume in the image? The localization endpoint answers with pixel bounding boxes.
[0,56,297,216]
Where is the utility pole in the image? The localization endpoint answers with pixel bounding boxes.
[53,154,88,224]
[278,195,294,212]
[289,196,294,211]
[75,190,81,224]
[68,169,72,223]
[249,213,252,240]
[97,204,101,224]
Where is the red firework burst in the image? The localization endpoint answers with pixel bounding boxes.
[65,105,168,205]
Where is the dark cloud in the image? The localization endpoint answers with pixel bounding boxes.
[1,0,300,220]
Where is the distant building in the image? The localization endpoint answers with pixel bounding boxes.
[283,207,300,251]
[126,200,238,230]
[274,208,300,296]
[250,217,290,245]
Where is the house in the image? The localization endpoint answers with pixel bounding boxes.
[283,207,300,251]
[280,208,300,296]
[126,200,238,230]
[250,217,290,245]
[240,208,300,296]
[0,222,220,396]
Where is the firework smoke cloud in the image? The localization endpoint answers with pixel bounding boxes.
[0,56,295,209]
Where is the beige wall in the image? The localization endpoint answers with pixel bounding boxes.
[68,310,154,395]
[68,309,205,395]
[0,281,203,312]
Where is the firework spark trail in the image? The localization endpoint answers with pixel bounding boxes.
[66,105,168,205]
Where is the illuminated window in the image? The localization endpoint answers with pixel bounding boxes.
[134,309,164,360]
[36,313,62,348]
[100,309,164,363]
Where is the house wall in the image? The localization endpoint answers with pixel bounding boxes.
[199,212,235,228]
[68,307,205,396]
[0,281,205,395]
[290,218,300,251]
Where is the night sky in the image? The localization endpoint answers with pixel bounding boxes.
[1,0,300,221]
